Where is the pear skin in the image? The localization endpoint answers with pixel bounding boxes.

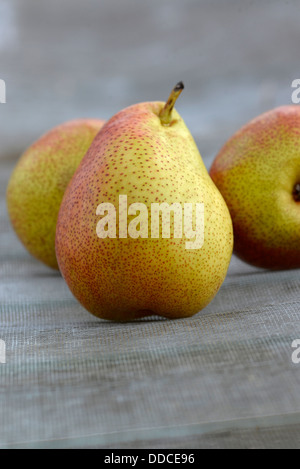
[56,86,233,321]
[7,119,105,269]
[210,105,300,270]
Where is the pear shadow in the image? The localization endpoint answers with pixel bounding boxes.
[80,315,171,329]
[34,270,62,278]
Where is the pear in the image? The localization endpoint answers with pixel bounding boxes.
[7,118,105,269]
[210,105,300,270]
[56,83,233,321]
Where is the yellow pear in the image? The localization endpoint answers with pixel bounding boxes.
[56,84,233,320]
[210,106,300,269]
[7,119,105,269]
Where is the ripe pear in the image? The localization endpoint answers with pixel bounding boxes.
[7,119,105,269]
[210,105,300,270]
[56,83,233,321]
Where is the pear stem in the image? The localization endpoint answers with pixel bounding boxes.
[159,82,184,125]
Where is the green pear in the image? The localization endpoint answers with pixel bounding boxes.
[56,83,233,321]
[210,105,300,270]
[7,118,105,269]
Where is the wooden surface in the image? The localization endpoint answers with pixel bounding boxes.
[2,156,300,449]
[1,0,300,449]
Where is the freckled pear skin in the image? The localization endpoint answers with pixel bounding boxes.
[210,106,300,270]
[7,119,105,269]
[56,85,233,321]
